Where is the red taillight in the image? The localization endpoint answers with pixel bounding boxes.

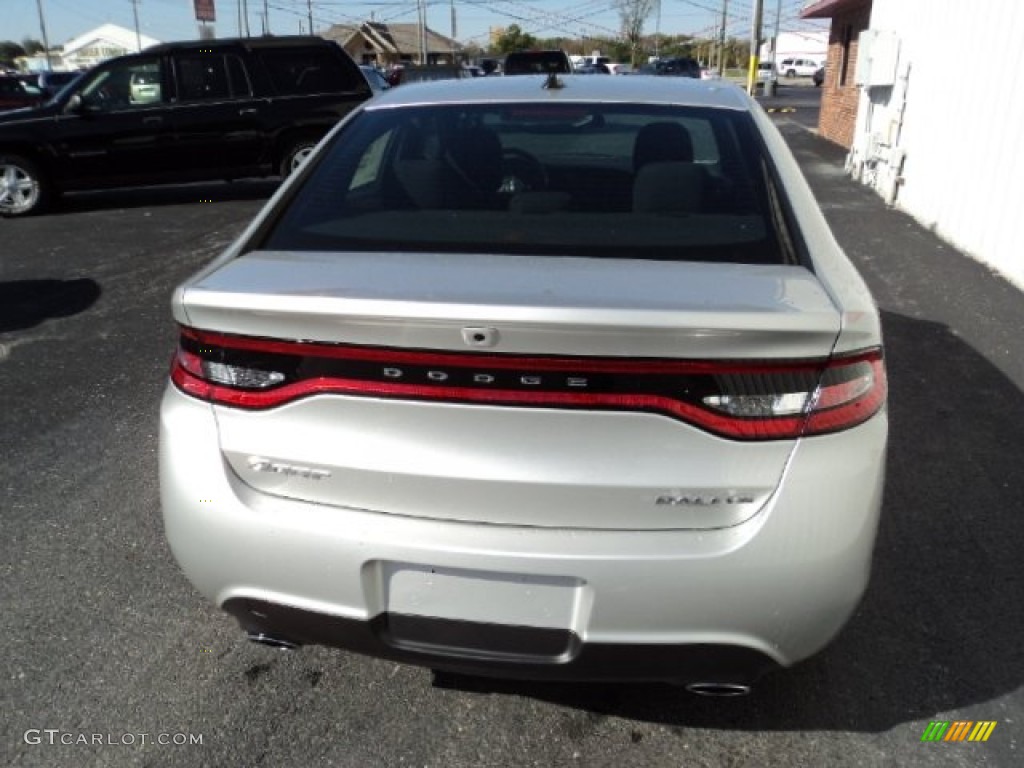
[171,328,886,440]
[803,352,887,435]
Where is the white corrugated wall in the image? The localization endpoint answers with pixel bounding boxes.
[855,0,1024,288]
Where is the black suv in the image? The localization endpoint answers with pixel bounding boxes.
[503,50,573,76]
[0,36,371,217]
[652,57,702,78]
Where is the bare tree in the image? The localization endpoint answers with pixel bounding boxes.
[615,0,656,68]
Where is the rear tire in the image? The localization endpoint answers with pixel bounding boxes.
[0,153,48,217]
[279,138,318,177]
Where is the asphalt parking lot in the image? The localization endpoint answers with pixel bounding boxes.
[1,105,1022,767]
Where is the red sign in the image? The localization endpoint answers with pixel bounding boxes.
[194,0,216,23]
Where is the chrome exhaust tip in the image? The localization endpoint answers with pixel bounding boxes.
[246,631,299,651]
[684,682,752,697]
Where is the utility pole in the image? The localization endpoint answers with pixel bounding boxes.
[307,0,314,36]
[718,0,729,73]
[264,0,270,35]
[771,0,782,66]
[418,0,428,65]
[130,0,142,52]
[746,0,764,95]
[241,0,251,37]
[764,0,782,96]
[34,0,53,70]
[654,0,661,60]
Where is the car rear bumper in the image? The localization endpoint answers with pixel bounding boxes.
[160,384,887,682]
[227,598,781,684]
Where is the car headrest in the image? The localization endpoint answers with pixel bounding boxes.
[632,161,705,214]
[633,122,694,172]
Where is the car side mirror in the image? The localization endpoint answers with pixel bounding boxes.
[66,92,104,115]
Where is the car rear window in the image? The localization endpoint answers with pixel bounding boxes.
[259,102,797,265]
[260,46,363,94]
[504,52,572,75]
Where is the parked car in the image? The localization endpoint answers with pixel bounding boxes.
[503,50,573,75]
[0,75,45,111]
[813,65,825,87]
[0,36,371,217]
[779,57,822,78]
[575,63,611,75]
[160,75,888,690]
[649,57,702,78]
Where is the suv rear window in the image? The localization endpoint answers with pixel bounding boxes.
[504,51,572,75]
[260,102,795,265]
[260,47,363,94]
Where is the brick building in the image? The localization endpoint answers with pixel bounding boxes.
[802,0,1024,288]
[801,0,872,148]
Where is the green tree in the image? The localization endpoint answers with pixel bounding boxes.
[536,36,567,51]
[21,38,45,55]
[721,37,751,71]
[663,34,696,60]
[615,0,656,68]
[605,39,632,63]
[461,42,484,62]
[0,41,27,68]
[494,25,537,54]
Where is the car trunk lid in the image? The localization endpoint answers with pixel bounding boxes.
[179,250,842,530]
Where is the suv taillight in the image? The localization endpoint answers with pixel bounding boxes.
[171,328,886,441]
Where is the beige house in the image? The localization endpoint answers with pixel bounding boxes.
[322,21,461,67]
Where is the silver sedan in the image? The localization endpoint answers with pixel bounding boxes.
[160,75,887,693]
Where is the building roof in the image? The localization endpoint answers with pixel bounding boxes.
[801,0,872,19]
[322,24,359,47]
[61,22,160,55]
[322,22,460,54]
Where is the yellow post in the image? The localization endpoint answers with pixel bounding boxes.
[746,0,764,96]
[747,53,760,95]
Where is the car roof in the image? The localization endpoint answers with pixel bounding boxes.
[144,35,338,55]
[366,74,751,111]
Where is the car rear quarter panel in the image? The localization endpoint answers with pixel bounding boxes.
[749,100,883,355]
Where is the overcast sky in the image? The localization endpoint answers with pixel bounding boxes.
[4,0,825,50]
